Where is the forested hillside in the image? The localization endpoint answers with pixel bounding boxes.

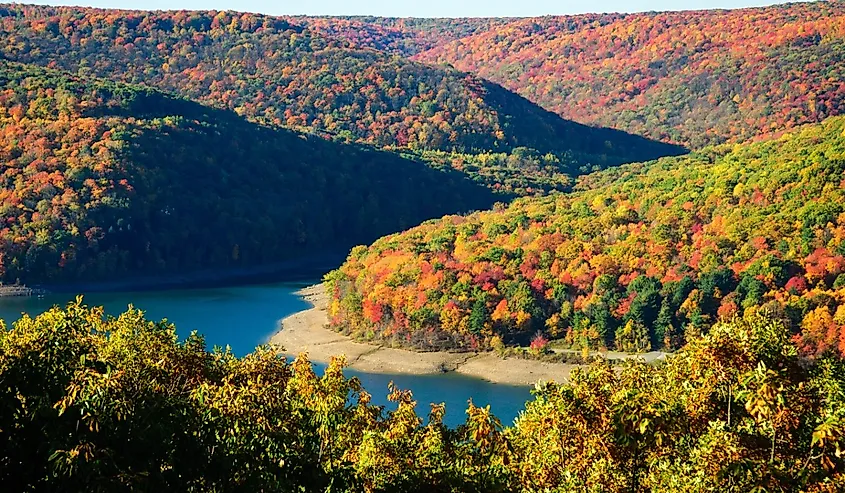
[326,117,845,355]
[0,61,498,284]
[414,2,845,148]
[288,16,513,55]
[0,5,680,170]
[3,4,845,491]
[2,301,844,491]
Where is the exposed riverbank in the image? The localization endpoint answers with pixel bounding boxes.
[0,285,47,298]
[271,284,581,386]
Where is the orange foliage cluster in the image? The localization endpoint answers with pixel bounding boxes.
[287,16,513,55]
[327,117,845,355]
[414,2,845,148]
[0,4,676,164]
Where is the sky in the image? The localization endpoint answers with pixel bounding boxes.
[29,0,795,18]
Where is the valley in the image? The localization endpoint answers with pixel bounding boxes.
[1,1,845,491]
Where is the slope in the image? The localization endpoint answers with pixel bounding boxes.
[287,16,514,56]
[415,2,845,148]
[0,5,682,181]
[0,61,498,284]
[326,116,845,355]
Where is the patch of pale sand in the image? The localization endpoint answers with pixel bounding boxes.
[455,352,577,386]
[272,283,581,386]
[270,285,375,363]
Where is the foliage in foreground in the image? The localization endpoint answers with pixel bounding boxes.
[1,301,845,491]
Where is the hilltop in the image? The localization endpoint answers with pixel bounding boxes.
[0,5,680,173]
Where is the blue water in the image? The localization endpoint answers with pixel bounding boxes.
[0,282,532,427]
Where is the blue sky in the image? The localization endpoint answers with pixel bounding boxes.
[31,0,794,17]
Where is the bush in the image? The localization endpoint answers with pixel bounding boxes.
[529,332,550,355]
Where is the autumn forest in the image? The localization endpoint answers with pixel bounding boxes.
[2,1,845,491]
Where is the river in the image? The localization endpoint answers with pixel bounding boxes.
[0,281,532,427]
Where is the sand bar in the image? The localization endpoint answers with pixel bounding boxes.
[270,284,579,386]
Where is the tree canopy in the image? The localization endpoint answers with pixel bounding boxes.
[326,116,845,355]
[1,301,844,491]
[414,2,845,148]
[0,5,680,162]
[0,61,498,284]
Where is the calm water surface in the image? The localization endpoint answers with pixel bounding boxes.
[0,281,531,427]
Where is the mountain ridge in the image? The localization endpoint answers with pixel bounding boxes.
[0,4,681,165]
[412,1,845,147]
[0,60,498,283]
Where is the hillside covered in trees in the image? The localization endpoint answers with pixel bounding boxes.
[0,61,500,284]
[288,16,514,56]
[414,2,845,148]
[2,3,845,492]
[1,301,844,491]
[326,116,845,355]
[0,4,680,170]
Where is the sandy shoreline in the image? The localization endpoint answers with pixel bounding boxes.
[270,284,579,386]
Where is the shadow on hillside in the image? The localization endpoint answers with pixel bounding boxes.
[91,90,499,272]
[480,80,687,165]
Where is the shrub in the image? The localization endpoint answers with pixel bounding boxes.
[529,332,550,355]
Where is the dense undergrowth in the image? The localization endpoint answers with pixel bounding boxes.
[1,301,844,491]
